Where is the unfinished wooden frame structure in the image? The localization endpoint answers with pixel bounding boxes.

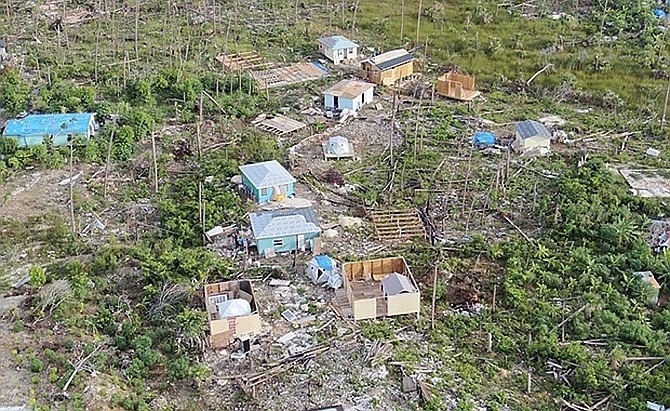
[253,114,306,135]
[216,51,272,72]
[339,257,420,320]
[368,209,427,242]
[205,280,262,348]
[436,72,481,101]
[250,62,329,89]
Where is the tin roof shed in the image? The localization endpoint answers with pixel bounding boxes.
[516,120,551,140]
[318,35,358,50]
[2,113,96,147]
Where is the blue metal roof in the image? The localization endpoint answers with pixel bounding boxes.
[314,255,335,270]
[516,120,551,140]
[3,113,95,140]
[318,35,358,50]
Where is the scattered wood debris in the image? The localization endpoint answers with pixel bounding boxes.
[368,209,427,242]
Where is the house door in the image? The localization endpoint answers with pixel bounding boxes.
[333,96,339,108]
[297,234,305,250]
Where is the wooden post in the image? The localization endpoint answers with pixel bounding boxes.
[526,372,531,394]
[416,0,423,46]
[662,74,670,128]
[492,284,497,312]
[103,125,116,199]
[431,266,438,330]
[69,143,75,233]
[150,131,158,193]
[487,332,492,352]
[197,93,203,158]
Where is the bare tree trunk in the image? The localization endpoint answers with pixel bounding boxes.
[69,144,76,233]
[134,0,140,61]
[400,0,405,41]
[416,0,423,46]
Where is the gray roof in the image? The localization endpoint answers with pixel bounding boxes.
[326,136,351,155]
[250,207,321,240]
[318,35,358,50]
[516,120,551,140]
[376,53,415,71]
[239,160,296,189]
[381,272,416,295]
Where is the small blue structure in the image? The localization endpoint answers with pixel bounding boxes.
[306,255,342,289]
[472,131,496,147]
[654,8,667,18]
[2,113,97,148]
[239,160,296,204]
[250,207,321,256]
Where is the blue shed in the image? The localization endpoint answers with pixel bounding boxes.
[250,207,322,256]
[239,160,296,204]
[2,113,97,147]
[472,131,496,147]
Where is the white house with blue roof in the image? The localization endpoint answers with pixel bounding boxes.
[249,207,322,256]
[2,113,97,148]
[515,120,551,151]
[317,35,359,65]
[239,160,296,204]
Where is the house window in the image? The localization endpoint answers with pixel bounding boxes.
[260,187,268,197]
[272,239,284,247]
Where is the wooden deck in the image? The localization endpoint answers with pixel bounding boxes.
[253,114,306,135]
[368,209,427,242]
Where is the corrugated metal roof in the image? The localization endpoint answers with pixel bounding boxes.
[325,136,352,155]
[239,160,296,189]
[250,207,321,240]
[367,49,415,71]
[381,272,416,295]
[2,113,95,139]
[318,35,358,50]
[516,120,551,140]
[323,79,374,99]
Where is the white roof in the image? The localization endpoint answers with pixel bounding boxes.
[250,207,321,239]
[217,299,252,318]
[239,160,296,189]
[323,80,374,99]
[326,136,352,155]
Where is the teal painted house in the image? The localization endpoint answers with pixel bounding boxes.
[250,207,321,256]
[2,113,97,147]
[239,160,296,204]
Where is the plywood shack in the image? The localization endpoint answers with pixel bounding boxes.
[342,257,420,320]
[360,49,416,86]
[436,72,480,101]
[205,280,262,348]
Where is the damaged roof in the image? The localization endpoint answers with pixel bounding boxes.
[3,113,95,139]
[323,79,374,99]
[367,49,415,71]
[318,35,357,50]
[239,160,296,189]
[250,207,321,239]
[516,120,551,140]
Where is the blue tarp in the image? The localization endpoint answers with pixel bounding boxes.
[472,131,496,146]
[314,255,334,270]
[654,8,667,18]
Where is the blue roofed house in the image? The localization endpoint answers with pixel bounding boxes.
[239,160,296,204]
[323,80,375,112]
[250,207,322,256]
[317,35,359,65]
[2,113,97,148]
[515,120,551,151]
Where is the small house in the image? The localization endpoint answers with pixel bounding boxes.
[360,49,416,86]
[2,113,97,148]
[341,257,420,320]
[634,271,661,305]
[323,135,355,159]
[317,35,358,65]
[306,255,342,289]
[205,280,262,348]
[249,207,322,256]
[436,72,480,101]
[515,120,551,151]
[239,160,296,204]
[323,79,374,112]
